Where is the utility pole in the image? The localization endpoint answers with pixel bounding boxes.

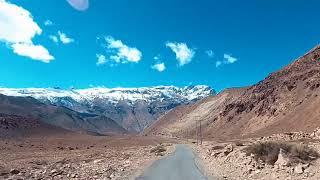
[196,120,198,145]
[200,119,202,145]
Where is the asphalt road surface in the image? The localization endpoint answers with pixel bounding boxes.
[137,144,208,180]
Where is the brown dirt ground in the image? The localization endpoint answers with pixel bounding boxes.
[0,134,176,180]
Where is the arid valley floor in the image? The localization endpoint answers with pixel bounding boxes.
[1,130,320,180]
[0,134,177,180]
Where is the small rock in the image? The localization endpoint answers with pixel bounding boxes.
[274,148,290,167]
[223,144,233,156]
[302,163,310,169]
[210,151,221,157]
[94,159,103,164]
[294,164,304,174]
[50,169,57,174]
[10,169,20,175]
[124,160,131,164]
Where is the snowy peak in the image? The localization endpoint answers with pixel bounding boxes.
[0,85,215,104]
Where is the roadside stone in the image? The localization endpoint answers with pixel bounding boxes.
[109,173,115,178]
[223,144,233,156]
[10,169,20,175]
[210,151,222,157]
[274,148,290,167]
[94,159,103,164]
[50,169,57,174]
[294,164,304,174]
[311,128,320,139]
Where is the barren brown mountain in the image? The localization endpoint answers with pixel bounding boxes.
[146,45,320,140]
[0,113,73,138]
[0,94,126,136]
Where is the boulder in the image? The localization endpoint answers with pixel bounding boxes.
[274,148,290,167]
[210,151,222,157]
[311,128,320,139]
[223,144,233,156]
[294,164,304,174]
[10,169,20,175]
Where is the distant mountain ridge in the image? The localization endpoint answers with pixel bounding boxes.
[0,94,126,137]
[0,85,215,132]
[146,45,320,140]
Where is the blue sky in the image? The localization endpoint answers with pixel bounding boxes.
[0,0,319,92]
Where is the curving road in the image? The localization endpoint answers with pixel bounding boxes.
[136,144,208,180]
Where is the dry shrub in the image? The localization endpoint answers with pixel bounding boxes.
[243,141,319,165]
[150,144,166,156]
[289,143,319,164]
[211,145,225,150]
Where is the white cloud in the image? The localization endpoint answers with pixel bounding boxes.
[96,54,106,66]
[166,42,195,66]
[151,63,166,72]
[49,31,74,45]
[58,31,74,44]
[101,36,142,64]
[12,43,54,63]
[224,54,237,64]
[0,0,54,62]
[215,61,222,67]
[206,50,214,58]
[44,20,53,26]
[0,0,41,44]
[49,35,58,43]
[215,54,238,68]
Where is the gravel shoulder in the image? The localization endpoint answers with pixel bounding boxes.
[0,135,176,180]
[192,132,320,180]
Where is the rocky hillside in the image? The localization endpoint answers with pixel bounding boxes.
[146,45,320,140]
[0,85,215,132]
[0,113,71,138]
[0,94,126,136]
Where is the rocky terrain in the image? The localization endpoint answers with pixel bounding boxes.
[0,85,215,133]
[0,135,175,180]
[0,113,71,138]
[147,45,320,140]
[193,128,320,180]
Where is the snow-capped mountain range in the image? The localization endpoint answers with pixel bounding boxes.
[0,85,214,104]
[0,85,215,132]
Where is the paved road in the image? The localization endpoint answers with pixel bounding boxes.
[136,144,208,180]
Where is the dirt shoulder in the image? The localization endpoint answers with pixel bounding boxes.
[192,132,320,180]
[0,134,176,180]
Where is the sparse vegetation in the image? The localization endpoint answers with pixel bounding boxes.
[150,144,167,156]
[211,145,225,150]
[243,141,319,165]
